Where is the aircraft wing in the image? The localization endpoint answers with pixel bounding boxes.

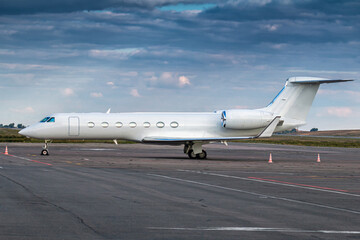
[142,136,257,143]
[142,116,281,143]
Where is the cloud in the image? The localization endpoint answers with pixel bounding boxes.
[178,75,191,87]
[106,81,118,89]
[326,107,352,117]
[198,1,360,46]
[204,0,360,21]
[318,89,339,95]
[232,87,245,90]
[318,89,360,103]
[90,92,103,98]
[345,90,360,100]
[234,105,248,109]
[61,88,75,96]
[11,106,35,113]
[262,24,279,32]
[0,63,61,70]
[130,89,140,97]
[146,72,191,88]
[160,72,173,81]
[89,48,143,60]
[0,0,210,15]
[119,71,138,77]
[143,72,158,81]
[0,0,358,130]
[270,43,287,49]
[158,3,216,12]
[288,69,358,75]
[0,49,15,55]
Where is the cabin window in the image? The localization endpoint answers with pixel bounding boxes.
[129,122,137,128]
[115,122,123,128]
[143,122,151,128]
[156,122,165,128]
[47,117,55,123]
[88,122,95,128]
[101,122,109,128]
[40,117,50,123]
[170,121,179,128]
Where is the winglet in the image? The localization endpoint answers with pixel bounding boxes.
[255,116,281,138]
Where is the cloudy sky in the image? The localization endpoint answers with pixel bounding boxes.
[0,0,359,130]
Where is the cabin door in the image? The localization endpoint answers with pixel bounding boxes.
[68,116,80,136]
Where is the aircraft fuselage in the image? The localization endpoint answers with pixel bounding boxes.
[20,111,294,142]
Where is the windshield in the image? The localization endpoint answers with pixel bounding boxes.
[40,117,50,122]
[39,117,55,123]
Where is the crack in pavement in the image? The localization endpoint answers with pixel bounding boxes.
[0,171,107,239]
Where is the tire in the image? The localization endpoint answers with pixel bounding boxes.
[188,150,197,159]
[41,149,49,156]
[196,150,207,159]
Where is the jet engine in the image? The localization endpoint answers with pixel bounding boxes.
[221,109,274,130]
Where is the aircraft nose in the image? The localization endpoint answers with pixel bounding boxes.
[19,127,32,137]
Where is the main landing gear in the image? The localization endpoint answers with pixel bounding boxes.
[41,140,51,156]
[184,142,207,159]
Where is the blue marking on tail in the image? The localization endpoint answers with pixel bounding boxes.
[267,86,285,107]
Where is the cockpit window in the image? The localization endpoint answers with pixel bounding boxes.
[40,117,50,122]
[40,117,55,123]
[47,117,55,122]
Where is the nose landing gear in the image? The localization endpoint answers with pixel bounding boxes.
[41,140,51,156]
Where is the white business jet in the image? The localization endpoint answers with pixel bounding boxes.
[19,77,352,158]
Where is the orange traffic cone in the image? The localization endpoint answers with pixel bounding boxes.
[317,154,321,163]
[4,146,8,155]
[268,153,273,163]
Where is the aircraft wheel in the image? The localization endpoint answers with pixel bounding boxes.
[188,150,197,159]
[41,149,49,156]
[196,150,207,159]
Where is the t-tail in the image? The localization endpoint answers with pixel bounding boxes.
[262,77,353,130]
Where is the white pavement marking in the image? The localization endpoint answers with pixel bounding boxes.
[10,155,32,162]
[148,173,360,215]
[0,166,3,169]
[76,148,115,151]
[178,169,360,198]
[227,171,294,175]
[148,227,360,234]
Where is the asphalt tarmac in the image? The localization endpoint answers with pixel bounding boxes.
[0,142,360,240]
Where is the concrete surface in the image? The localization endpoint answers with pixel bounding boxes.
[0,142,359,240]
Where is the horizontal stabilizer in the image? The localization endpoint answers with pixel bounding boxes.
[288,77,353,84]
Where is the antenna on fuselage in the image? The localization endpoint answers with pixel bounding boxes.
[106,108,111,114]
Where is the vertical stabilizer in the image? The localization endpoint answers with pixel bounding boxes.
[264,77,352,122]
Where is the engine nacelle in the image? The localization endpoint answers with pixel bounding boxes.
[221,109,274,130]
